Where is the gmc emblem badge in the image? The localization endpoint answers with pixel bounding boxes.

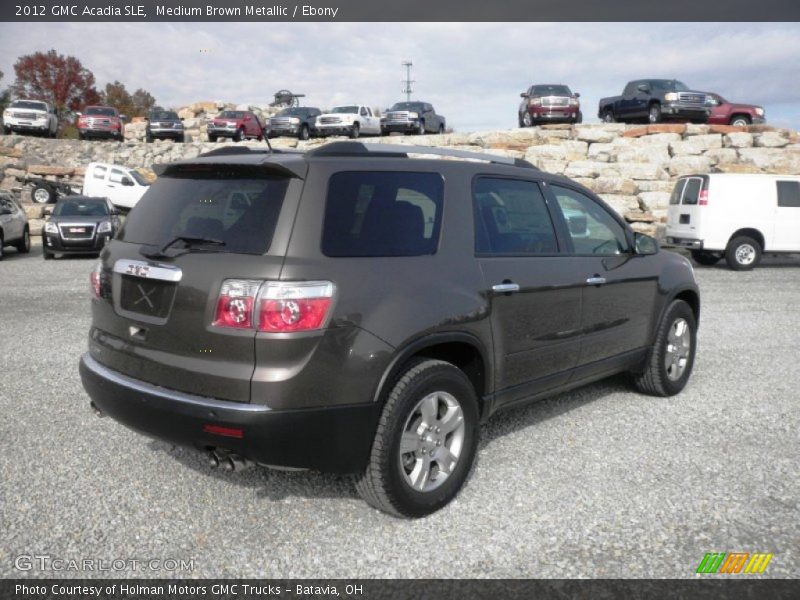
[126,264,151,278]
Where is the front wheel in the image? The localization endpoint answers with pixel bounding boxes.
[416,121,425,136]
[522,112,533,127]
[298,124,309,141]
[349,123,360,139]
[15,228,31,254]
[730,115,751,127]
[725,236,761,271]
[602,111,615,123]
[648,103,662,124]
[355,359,479,518]
[632,299,697,397]
[234,128,245,142]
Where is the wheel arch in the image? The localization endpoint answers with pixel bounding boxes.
[372,332,491,416]
[728,228,765,251]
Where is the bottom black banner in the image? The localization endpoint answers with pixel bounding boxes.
[1,579,798,600]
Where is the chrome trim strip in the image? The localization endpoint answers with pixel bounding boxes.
[113,259,183,282]
[81,353,270,413]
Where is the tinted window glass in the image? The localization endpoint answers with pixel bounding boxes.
[682,178,703,205]
[551,185,629,255]
[530,85,571,96]
[777,181,800,208]
[54,198,109,217]
[322,171,443,257]
[109,169,126,184]
[473,178,557,254]
[119,166,290,255]
[670,179,687,205]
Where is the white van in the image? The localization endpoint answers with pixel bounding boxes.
[82,162,151,210]
[666,173,800,270]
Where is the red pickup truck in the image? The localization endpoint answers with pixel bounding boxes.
[207,110,265,142]
[707,93,765,126]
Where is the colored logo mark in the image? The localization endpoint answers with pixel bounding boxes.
[696,552,773,574]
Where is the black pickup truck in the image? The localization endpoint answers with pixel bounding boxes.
[598,79,711,124]
[381,101,446,135]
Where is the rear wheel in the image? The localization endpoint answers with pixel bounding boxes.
[15,228,30,254]
[355,359,479,518]
[690,250,721,266]
[725,236,761,270]
[32,183,55,204]
[632,299,696,396]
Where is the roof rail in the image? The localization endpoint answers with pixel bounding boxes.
[308,141,538,170]
[199,146,288,158]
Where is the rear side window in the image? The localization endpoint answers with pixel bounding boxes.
[669,179,687,205]
[777,181,800,208]
[682,178,703,205]
[322,171,443,257]
[119,166,290,255]
[92,165,107,180]
[473,177,557,254]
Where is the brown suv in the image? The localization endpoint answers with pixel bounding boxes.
[80,142,700,517]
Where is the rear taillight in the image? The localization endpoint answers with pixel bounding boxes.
[212,279,334,333]
[212,279,261,329]
[258,281,334,332]
[90,262,102,298]
[699,190,709,206]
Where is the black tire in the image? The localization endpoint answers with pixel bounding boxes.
[0,234,4,260]
[438,124,445,135]
[349,123,360,139]
[177,134,185,143]
[298,124,309,141]
[725,235,761,271]
[690,250,721,266]
[521,112,533,128]
[118,132,125,142]
[43,250,53,260]
[416,121,425,136]
[145,131,153,143]
[648,103,662,124]
[730,115,751,127]
[576,110,583,124]
[602,110,615,123]
[208,134,217,143]
[31,184,55,204]
[78,132,85,141]
[15,227,31,254]
[234,128,245,142]
[632,300,697,397]
[355,359,480,518]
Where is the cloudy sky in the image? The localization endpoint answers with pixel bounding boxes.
[1,22,798,131]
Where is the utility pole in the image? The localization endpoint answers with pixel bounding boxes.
[401,60,414,101]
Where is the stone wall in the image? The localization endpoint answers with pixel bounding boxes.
[2,122,798,237]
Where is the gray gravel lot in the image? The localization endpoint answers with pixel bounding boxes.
[0,245,798,579]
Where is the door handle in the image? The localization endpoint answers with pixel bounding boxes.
[586,276,607,285]
[492,282,520,293]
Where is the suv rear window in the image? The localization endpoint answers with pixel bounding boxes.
[322,171,443,257]
[118,166,289,255]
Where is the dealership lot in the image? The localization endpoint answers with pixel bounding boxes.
[0,247,797,578]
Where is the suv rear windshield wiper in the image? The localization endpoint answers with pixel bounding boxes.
[142,236,226,259]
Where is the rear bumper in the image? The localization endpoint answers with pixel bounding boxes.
[79,353,380,473]
[665,236,704,250]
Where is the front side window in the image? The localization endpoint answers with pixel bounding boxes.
[109,169,126,184]
[473,178,557,254]
[322,171,443,257]
[550,185,629,255]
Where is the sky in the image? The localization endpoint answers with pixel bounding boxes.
[0,22,798,132]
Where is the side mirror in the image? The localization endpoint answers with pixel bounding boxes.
[574,92,581,98]
[634,232,659,255]
[76,112,83,117]
[110,209,121,215]
[119,114,127,120]
[520,92,528,98]
[43,207,54,216]
[121,177,134,186]
[180,117,185,121]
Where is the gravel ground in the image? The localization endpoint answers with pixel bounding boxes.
[0,245,798,579]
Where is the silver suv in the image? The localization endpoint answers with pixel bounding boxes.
[0,193,31,259]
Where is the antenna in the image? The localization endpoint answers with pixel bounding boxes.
[401,60,415,101]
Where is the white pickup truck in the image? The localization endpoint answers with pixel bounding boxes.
[315,105,381,138]
[82,162,151,210]
[2,99,59,137]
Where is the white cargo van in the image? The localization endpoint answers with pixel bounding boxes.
[82,162,151,210]
[666,173,800,270]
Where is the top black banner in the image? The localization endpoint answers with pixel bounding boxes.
[2,0,799,22]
